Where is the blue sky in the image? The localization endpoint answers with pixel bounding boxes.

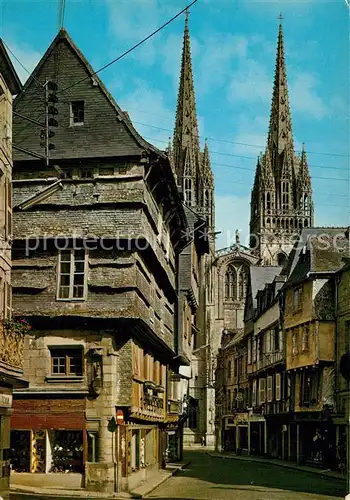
[1,0,349,249]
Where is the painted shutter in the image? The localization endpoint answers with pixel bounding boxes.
[267,376,273,402]
[276,373,281,401]
[259,378,266,405]
[252,379,257,407]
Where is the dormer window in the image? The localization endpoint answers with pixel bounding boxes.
[70,101,84,126]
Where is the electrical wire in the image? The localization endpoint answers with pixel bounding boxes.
[59,0,200,94]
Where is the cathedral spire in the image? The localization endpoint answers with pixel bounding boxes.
[267,20,294,162]
[173,10,200,178]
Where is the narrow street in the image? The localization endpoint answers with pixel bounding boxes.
[146,451,346,500]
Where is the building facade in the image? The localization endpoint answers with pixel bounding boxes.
[10,29,200,493]
[0,39,27,499]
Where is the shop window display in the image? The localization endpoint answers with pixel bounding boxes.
[50,430,83,473]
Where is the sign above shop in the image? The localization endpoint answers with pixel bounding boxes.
[0,393,12,408]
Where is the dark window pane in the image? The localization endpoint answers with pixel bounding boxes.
[59,286,70,298]
[73,285,84,298]
[61,262,71,274]
[60,274,70,286]
[74,274,84,286]
[75,261,85,273]
[61,251,71,262]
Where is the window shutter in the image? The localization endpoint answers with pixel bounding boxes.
[279,329,283,352]
[276,373,281,401]
[252,379,257,407]
[248,337,252,364]
[267,376,273,402]
[259,378,266,405]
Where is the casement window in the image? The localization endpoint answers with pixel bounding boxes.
[258,378,266,405]
[5,177,12,240]
[247,337,252,364]
[252,337,257,362]
[70,100,84,125]
[57,249,87,300]
[184,178,192,206]
[252,379,257,407]
[300,371,318,406]
[275,373,281,401]
[267,376,273,402]
[293,286,303,312]
[292,329,297,355]
[302,324,310,351]
[50,348,83,376]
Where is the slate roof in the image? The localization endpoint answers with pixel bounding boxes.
[0,39,22,95]
[250,266,283,308]
[284,227,349,287]
[13,29,165,161]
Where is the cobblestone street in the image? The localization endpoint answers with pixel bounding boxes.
[146,451,346,500]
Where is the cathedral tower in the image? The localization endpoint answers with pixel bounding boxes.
[173,12,214,234]
[250,22,313,265]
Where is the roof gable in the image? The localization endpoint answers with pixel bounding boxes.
[13,29,163,162]
[0,39,22,95]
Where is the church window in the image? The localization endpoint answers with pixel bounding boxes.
[225,265,237,300]
[281,219,285,228]
[286,219,289,229]
[304,219,308,228]
[266,218,270,227]
[290,218,294,228]
[204,189,210,208]
[266,192,271,210]
[184,178,192,206]
[299,219,303,229]
[282,181,289,210]
[238,266,249,300]
[304,194,309,214]
[277,219,280,228]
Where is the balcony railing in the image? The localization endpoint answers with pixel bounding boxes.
[255,350,284,372]
[262,400,289,415]
[141,394,164,412]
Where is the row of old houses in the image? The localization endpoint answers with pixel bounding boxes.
[215,227,350,470]
[0,14,216,497]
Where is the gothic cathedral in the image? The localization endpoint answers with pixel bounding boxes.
[250,24,314,265]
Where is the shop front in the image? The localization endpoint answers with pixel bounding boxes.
[10,397,86,489]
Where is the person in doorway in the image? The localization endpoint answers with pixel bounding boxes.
[201,435,206,447]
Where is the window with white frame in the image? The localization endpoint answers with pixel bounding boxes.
[302,324,309,351]
[247,337,252,364]
[258,378,266,405]
[57,249,87,300]
[275,373,281,401]
[292,329,297,355]
[267,375,273,402]
[293,286,303,312]
[252,379,257,407]
[252,337,257,362]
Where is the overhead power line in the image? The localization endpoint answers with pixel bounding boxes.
[59,0,200,94]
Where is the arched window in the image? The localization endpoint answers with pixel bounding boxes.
[304,194,309,214]
[277,253,286,266]
[282,181,289,210]
[277,218,280,228]
[299,219,303,229]
[266,218,271,227]
[184,178,192,206]
[266,192,271,210]
[238,266,249,300]
[304,219,308,227]
[204,189,211,208]
[225,266,237,300]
